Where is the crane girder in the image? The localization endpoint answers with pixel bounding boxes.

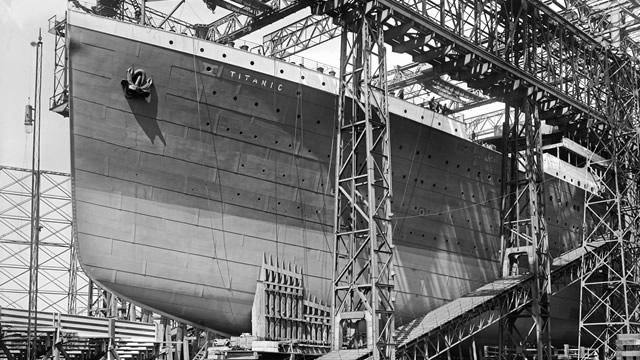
[202,0,313,43]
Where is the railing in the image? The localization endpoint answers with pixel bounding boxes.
[48,14,69,117]
[69,0,338,76]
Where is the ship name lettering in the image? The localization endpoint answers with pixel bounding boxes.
[228,70,284,92]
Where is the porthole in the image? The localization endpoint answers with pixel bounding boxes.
[212,91,217,95]
[322,82,326,86]
[200,48,204,52]
[280,69,284,74]
[169,40,174,45]
[276,108,281,112]
[250,61,255,65]
[233,96,238,101]
[301,75,305,80]
[223,53,227,58]
[206,66,212,71]
[254,102,259,107]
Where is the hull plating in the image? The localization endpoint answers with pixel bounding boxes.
[67,11,585,338]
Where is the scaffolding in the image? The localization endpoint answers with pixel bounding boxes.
[328,2,395,360]
[52,0,640,358]
[0,166,90,315]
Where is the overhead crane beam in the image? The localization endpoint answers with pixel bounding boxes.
[263,15,339,57]
[311,0,640,358]
[201,0,315,43]
[272,0,640,124]
[387,63,487,106]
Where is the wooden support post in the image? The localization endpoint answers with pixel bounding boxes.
[472,338,478,360]
[181,325,189,360]
[52,313,61,360]
[165,319,173,360]
[176,325,183,360]
[107,318,118,360]
[0,338,15,360]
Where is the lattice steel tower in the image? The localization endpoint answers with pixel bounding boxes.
[329,2,395,360]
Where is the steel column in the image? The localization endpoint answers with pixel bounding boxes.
[499,94,551,360]
[331,2,394,360]
[578,55,640,360]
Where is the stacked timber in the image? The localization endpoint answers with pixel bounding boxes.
[251,254,330,352]
[616,334,640,360]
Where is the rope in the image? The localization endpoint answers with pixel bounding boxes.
[190,38,233,313]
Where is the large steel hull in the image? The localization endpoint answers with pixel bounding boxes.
[67,11,586,338]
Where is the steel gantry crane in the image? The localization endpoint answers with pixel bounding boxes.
[326,2,395,360]
[66,0,640,358]
[577,51,640,360]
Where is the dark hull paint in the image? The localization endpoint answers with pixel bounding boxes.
[68,12,585,341]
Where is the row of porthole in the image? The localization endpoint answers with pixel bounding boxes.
[401,109,460,133]
[399,175,498,197]
[410,209,497,231]
[395,149,497,182]
[235,192,323,212]
[168,39,332,86]
[405,232,491,251]
[545,215,581,228]
[169,39,459,133]
[219,127,331,157]
[552,171,583,187]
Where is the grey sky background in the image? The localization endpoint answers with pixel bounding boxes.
[1,0,482,173]
[1,0,69,173]
[0,0,344,173]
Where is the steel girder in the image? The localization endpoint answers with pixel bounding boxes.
[462,109,510,139]
[319,0,640,124]
[48,15,68,118]
[263,15,340,57]
[386,63,487,106]
[578,55,640,360]
[329,2,395,360]
[499,97,551,360]
[202,0,313,43]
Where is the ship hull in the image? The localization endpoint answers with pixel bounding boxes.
[67,11,586,340]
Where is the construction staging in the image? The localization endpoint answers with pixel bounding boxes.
[2,1,640,360]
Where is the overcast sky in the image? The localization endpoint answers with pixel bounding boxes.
[0,0,346,173]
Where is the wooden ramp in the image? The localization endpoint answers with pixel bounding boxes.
[318,242,607,360]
